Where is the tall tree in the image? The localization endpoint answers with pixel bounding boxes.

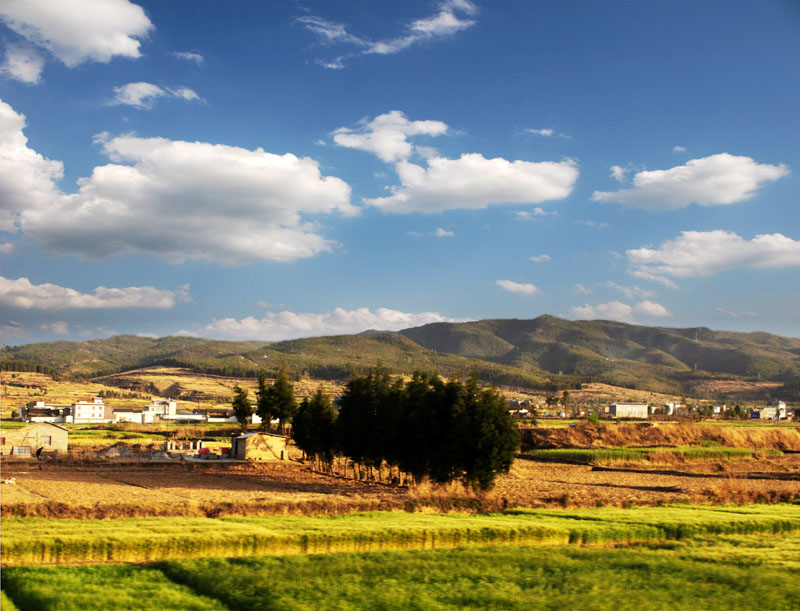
[267,368,297,434]
[231,384,252,432]
[255,371,272,431]
[293,389,337,470]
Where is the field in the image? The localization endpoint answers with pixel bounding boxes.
[2,370,798,609]
[2,509,800,609]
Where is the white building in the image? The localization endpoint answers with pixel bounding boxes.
[70,397,111,423]
[609,403,649,419]
[113,409,155,425]
[145,399,178,419]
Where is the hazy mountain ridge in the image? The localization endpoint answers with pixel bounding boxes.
[2,316,798,395]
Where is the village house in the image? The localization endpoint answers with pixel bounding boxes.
[231,432,288,461]
[70,397,112,423]
[1,422,68,456]
[608,403,649,419]
[19,400,71,423]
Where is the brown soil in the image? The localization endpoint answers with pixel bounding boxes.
[2,454,798,518]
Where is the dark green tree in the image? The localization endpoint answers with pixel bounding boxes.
[267,368,297,434]
[255,371,272,431]
[231,384,252,431]
[293,389,337,470]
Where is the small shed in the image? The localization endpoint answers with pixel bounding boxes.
[231,432,289,461]
[1,422,68,456]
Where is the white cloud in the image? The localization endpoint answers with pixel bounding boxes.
[0,100,64,231]
[605,282,656,299]
[435,227,454,237]
[593,153,789,211]
[495,280,539,295]
[299,1,477,68]
[627,230,800,286]
[0,321,25,341]
[0,276,191,309]
[574,284,593,295]
[610,165,627,182]
[366,154,578,213]
[1,43,44,83]
[332,111,448,163]
[111,82,202,109]
[716,308,761,319]
[516,207,557,220]
[575,220,608,229]
[199,307,470,341]
[570,300,670,323]
[40,321,69,335]
[171,51,203,64]
[0,0,153,67]
[525,127,570,139]
[673,145,686,153]
[0,101,354,265]
[529,254,550,263]
[0,242,14,253]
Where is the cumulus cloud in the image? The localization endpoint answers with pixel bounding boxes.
[524,127,570,139]
[529,254,550,263]
[627,230,800,286]
[40,321,69,335]
[0,321,25,341]
[515,207,556,220]
[366,154,578,213]
[299,0,477,67]
[0,101,355,265]
[0,0,153,67]
[111,82,202,108]
[0,100,64,231]
[1,43,44,83]
[0,276,191,309]
[332,111,448,163]
[605,282,656,299]
[198,307,469,341]
[610,165,628,182]
[171,51,203,64]
[570,300,670,323]
[593,153,789,211]
[495,280,539,295]
[574,284,593,295]
[0,242,14,253]
[435,227,454,237]
[673,145,686,153]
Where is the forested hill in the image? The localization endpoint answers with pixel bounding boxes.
[1,316,798,395]
[399,316,800,393]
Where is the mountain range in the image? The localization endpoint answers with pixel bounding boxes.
[2,316,798,398]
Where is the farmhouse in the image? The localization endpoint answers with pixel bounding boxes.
[231,432,288,461]
[71,397,112,423]
[1,422,68,456]
[19,400,71,423]
[608,403,649,419]
[113,408,155,425]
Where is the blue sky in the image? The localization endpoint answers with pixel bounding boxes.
[0,0,798,344]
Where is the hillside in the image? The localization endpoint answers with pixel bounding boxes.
[399,316,800,395]
[2,316,798,397]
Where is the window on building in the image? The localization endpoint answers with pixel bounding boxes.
[41,436,52,445]
[12,446,31,455]
[1,437,5,445]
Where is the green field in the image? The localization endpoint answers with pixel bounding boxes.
[3,504,799,566]
[2,531,799,610]
[523,445,783,463]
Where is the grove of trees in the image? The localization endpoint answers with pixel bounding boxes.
[292,369,519,492]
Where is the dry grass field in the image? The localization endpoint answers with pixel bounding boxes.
[2,451,798,519]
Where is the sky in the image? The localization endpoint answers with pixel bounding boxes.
[0,0,798,345]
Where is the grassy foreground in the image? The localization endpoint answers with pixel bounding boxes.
[3,532,799,610]
[3,504,800,566]
[524,446,783,463]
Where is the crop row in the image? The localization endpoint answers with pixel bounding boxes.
[3,503,799,566]
[3,531,800,610]
[523,446,782,463]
